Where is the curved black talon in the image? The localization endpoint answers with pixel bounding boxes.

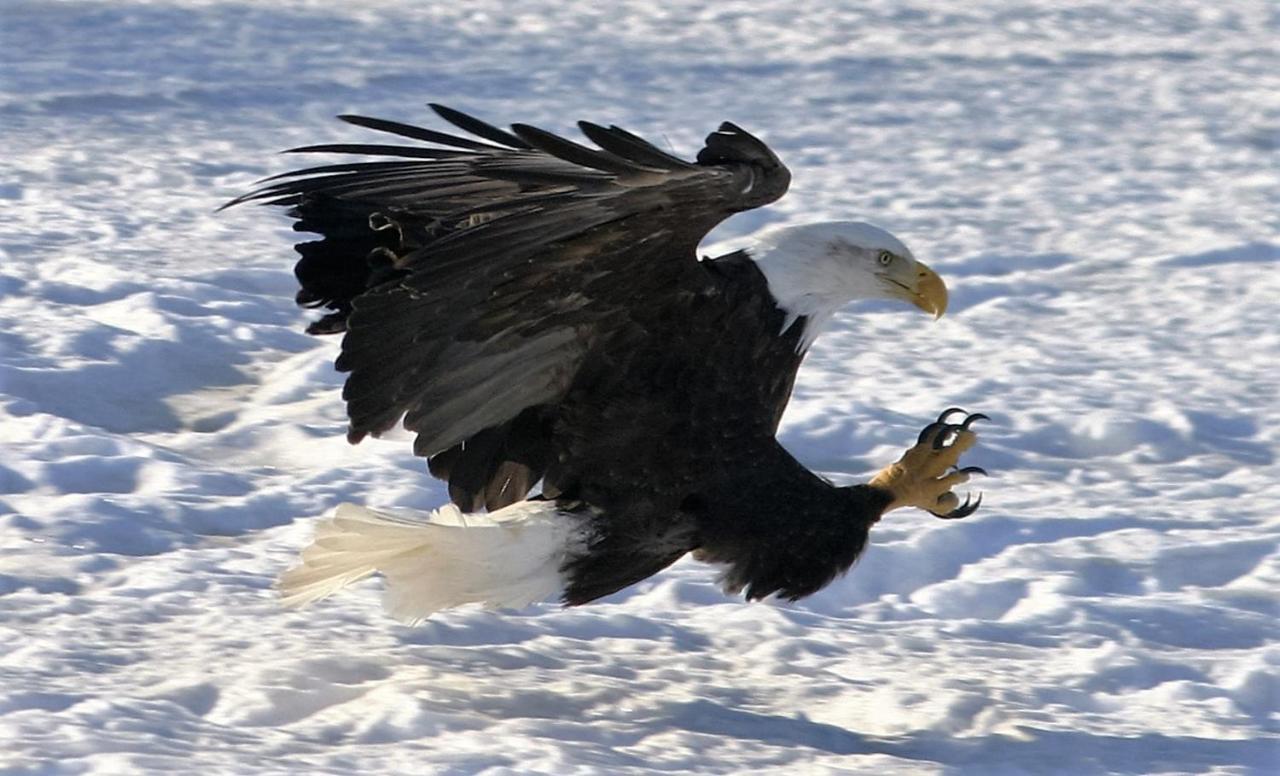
[959,466,988,477]
[936,407,968,424]
[917,422,947,446]
[932,492,983,520]
[927,413,989,450]
[931,427,955,450]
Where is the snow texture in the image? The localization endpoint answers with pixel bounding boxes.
[2,1,1277,773]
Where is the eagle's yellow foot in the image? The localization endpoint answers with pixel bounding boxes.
[870,408,988,519]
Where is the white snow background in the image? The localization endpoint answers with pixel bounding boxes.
[2,1,1278,773]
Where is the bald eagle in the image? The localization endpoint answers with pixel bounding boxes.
[228,105,987,620]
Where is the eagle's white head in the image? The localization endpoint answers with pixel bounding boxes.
[746,221,948,350]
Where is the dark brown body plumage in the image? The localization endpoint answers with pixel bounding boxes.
[230,106,890,605]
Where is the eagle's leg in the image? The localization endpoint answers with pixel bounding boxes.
[869,409,987,519]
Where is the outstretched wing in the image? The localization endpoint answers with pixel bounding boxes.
[231,105,791,507]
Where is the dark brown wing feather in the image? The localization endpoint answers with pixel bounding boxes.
[229,105,790,509]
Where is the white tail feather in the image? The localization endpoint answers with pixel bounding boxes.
[278,502,589,621]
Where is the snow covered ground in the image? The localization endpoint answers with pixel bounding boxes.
[2,0,1277,772]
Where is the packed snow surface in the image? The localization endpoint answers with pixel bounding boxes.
[2,1,1277,773]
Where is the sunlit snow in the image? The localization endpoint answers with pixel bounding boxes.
[1,1,1277,773]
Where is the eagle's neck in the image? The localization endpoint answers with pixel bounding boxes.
[742,251,852,353]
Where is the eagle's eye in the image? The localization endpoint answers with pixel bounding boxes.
[877,251,895,266]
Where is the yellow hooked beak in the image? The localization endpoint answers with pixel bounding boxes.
[882,260,949,319]
[910,262,948,319]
